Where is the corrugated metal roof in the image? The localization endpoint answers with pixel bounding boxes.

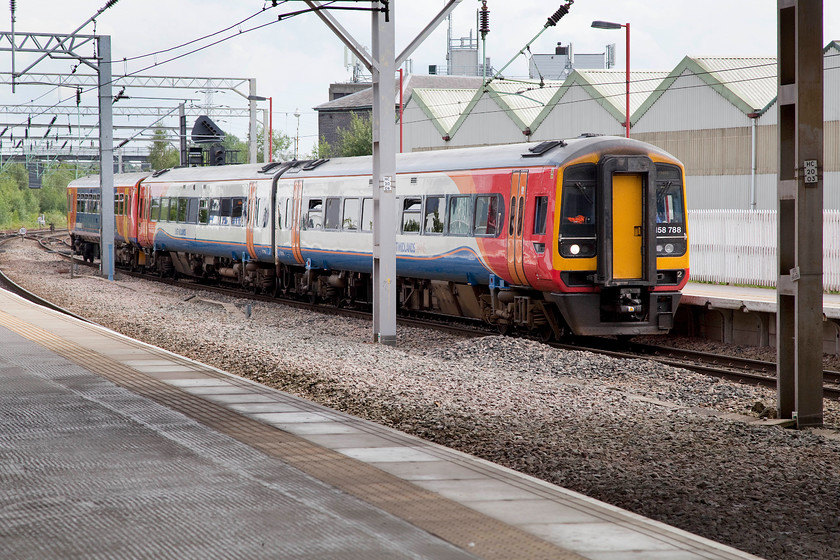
[692,57,777,113]
[574,70,669,117]
[487,81,564,127]
[411,88,478,133]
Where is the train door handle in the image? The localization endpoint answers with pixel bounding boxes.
[634,226,642,237]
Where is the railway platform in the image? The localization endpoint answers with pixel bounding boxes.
[0,287,762,560]
[681,282,840,352]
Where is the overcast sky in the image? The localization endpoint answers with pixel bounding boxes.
[3,1,838,155]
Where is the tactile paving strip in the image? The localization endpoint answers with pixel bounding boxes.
[0,310,584,560]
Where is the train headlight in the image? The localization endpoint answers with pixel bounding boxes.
[560,239,596,258]
[656,239,686,257]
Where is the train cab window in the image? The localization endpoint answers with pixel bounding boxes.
[401,197,421,234]
[533,196,548,235]
[220,198,232,225]
[655,164,687,256]
[198,199,209,224]
[306,199,323,230]
[231,198,245,226]
[324,197,341,230]
[448,196,471,236]
[424,196,444,234]
[342,198,359,231]
[176,198,188,223]
[560,164,597,237]
[474,195,499,236]
[187,198,199,224]
[655,164,685,226]
[361,198,373,232]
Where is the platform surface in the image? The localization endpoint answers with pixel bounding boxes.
[0,288,762,560]
[683,282,840,318]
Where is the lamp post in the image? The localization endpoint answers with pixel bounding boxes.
[293,108,300,160]
[591,20,630,138]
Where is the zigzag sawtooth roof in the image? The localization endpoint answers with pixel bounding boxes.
[572,69,669,118]
[692,57,777,113]
[313,75,483,112]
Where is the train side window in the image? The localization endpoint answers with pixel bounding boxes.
[508,196,516,236]
[115,193,122,216]
[343,198,359,231]
[324,197,341,230]
[220,198,232,225]
[516,197,525,237]
[283,198,290,229]
[361,198,373,232]
[165,198,176,222]
[150,198,160,221]
[231,198,245,226]
[448,196,471,236]
[176,198,188,223]
[533,196,548,235]
[208,199,220,225]
[187,198,199,224]
[158,198,169,222]
[402,197,421,234]
[424,196,444,234]
[93,194,101,214]
[77,196,84,213]
[306,199,323,230]
[198,199,209,224]
[474,195,499,236]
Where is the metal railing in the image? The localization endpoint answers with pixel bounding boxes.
[688,210,840,292]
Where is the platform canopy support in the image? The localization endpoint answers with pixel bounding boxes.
[776,0,824,428]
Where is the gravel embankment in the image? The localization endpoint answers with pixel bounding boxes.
[2,237,840,560]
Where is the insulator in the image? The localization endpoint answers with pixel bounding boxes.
[545,5,570,27]
[479,1,490,37]
[10,0,15,13]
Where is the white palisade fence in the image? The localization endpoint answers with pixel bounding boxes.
[688,210,840,292]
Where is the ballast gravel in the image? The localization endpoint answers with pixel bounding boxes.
[2,237,840,560]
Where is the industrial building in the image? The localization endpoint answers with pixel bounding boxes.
[401,41,840,212]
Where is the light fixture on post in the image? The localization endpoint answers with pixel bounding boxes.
[591,20,630,138]
[293,108,301,160]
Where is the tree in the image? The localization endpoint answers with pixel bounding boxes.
[148,128,179,170]
[336,111,372,157]
[256,126,293,162]
[222,133,247,164]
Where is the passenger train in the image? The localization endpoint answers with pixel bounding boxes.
[67,136,689,338]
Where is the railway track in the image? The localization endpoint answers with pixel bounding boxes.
[9,230,840,400]
[555,337,840,399]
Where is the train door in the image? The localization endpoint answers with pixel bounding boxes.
[506,170,528,285]
[137,184,153,247]
[290,179,305,265]
[245,181,258,260]
[611,174,643,280]
[597,156,656,286]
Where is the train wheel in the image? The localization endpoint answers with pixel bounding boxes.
[497,322,512,336]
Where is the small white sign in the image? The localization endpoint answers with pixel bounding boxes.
[804,159,818,184]
[383,176,393,192]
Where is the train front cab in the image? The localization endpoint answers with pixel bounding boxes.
[548,154,689,336]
